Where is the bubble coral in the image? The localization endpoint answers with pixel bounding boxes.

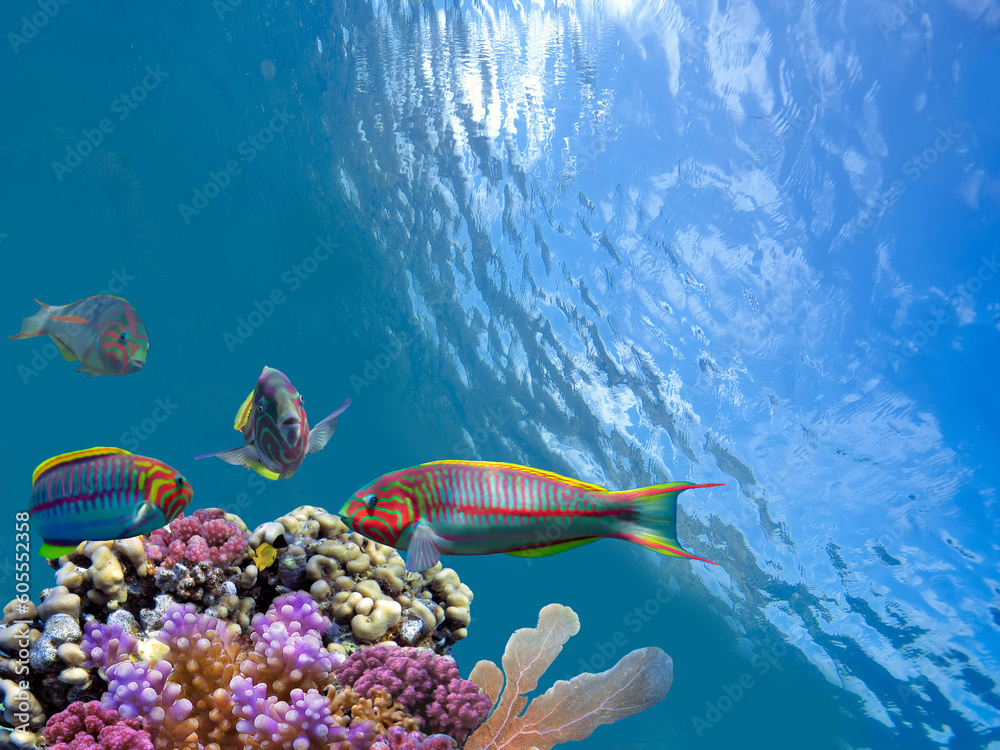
[334,643,491,739]
[146,509,249,569]
[43,700,154,750]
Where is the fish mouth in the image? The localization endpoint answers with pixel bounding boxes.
[279,415,302,445]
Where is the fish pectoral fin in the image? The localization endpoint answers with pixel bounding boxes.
[194,444,262,466]
[233,390,256,430]
[505,537,601,558]
[125,502,163,535]
[245,459,282,481]
[53,338,78,362]
[405,523,448,572]
[306,398,351,454]
[39,543,82,560]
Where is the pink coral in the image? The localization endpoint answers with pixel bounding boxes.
[43,700,154,750]
[335,643,491,739]
[145,508,248,568]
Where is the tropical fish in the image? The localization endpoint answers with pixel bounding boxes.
[29,447,193,559]
[339,460,724,572]
[10,296,149,377]
[195,366,351,480]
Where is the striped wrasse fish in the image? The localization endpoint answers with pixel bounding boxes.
[339,460,723,572]
[29,447,193,559]
[10,295,149,377]
[195,365,350,480]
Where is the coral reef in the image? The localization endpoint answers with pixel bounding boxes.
[465,604,673,750]
[335,643,491,739]
[43,701,154,750]
[0,505,675,750]
[250,506,472,650]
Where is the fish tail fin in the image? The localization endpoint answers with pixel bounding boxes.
[9,300,51,340]
[610,482,724,564]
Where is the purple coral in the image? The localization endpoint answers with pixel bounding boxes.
[242,592,336,694]
[372,727,457,750]
[230,675,356,750]
[80,619,137,672]
[102,659,193,728]
[43,701,154,750]
[335,643,491,738]
[145,508,248,569]
[155,602,235,651]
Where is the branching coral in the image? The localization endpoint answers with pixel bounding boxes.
[370,726,457,750]
[81,619,137,674]
[465,604,673,750]
[146,509,249,569]
[241,591,339,701]
[43,700,154,750]
[334,642,491,739]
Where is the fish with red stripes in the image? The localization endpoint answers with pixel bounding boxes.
[195,366,350,480]
[29,447,193,559]
[339,460,723,572]
[10,295,150,377]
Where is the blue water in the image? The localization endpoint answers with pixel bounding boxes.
[2,1,999,748]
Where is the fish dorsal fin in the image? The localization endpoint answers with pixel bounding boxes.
[505,537,601,558]
[233,390,256,430]
[32,447,130,485]
[423,460,608,493]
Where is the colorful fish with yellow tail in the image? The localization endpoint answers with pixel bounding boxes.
[195,366,351,480]
[339,460,723,572]
[29,447,193,559]
[10,296,149,377]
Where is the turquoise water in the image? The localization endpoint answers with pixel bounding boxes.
[2,1,999,748]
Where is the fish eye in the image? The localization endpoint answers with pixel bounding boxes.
[257,399,265,415]
[176,476,185,487]
[119,331,129,343]
[299,395,305,406]
[363,493,378,511]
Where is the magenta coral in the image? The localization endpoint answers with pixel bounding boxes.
[372,726,457,750]
[145,508,248,568]
[43,700,154,750]
[334,643,491,738]
[81,619,138,672]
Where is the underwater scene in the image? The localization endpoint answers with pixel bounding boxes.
[0,0,998,749]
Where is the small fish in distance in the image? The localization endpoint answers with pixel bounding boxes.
[339,460,723,572]
[195,365,350,480]
[10,295,149,377]
[29,447,192,559]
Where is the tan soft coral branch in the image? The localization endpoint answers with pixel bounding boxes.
[465,604,673,750]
